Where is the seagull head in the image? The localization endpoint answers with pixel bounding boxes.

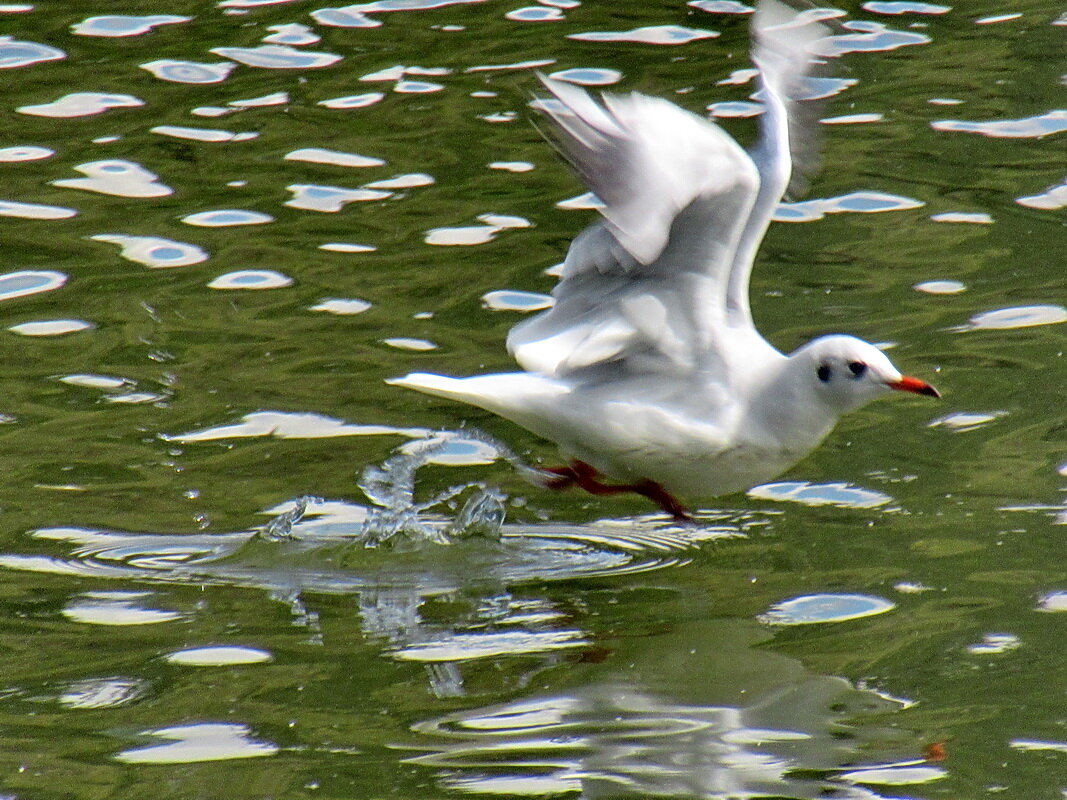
[795,335,940,413]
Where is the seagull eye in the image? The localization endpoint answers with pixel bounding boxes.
[817,364,832,383]
[848,361,868,378]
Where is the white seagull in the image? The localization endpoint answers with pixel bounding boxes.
[389,0,939,520]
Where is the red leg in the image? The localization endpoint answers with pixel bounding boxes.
[538,461,692,522]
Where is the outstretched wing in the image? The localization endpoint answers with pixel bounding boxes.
[508,2,834,381]
[725,0,836,326]
[508,75,760,380]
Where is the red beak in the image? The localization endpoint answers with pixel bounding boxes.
[889,375,941,398]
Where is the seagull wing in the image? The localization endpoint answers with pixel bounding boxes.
[508,75,761,380]
[725,0,835,327]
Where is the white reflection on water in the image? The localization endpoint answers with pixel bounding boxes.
[0,145,53,161]
[165,645,273,666]
[71,14,190,37]
[115,722,278,764]
[17,92,144,118]
[775,191,924,222]
[548,67,622,86]
[140,59,236,84]
[505,6,564,21]
[90,234,208,268]
[210,44,342,69]
[761,593,896,625]
[0,35,65,68]
[208,269,293,290]
[285,146,385,167]
[150,125,259,143]
[62,591,183,626]
[285,183,391,211]
[1016,177,1067,210]
[962,304,1067,331]
[426,213,531,246]
[263,22,319,45]
[688,0,754,13]
[932,110,1067,139]
[181,209,273,227]
[52,160,172,199]
[318,92,384,109]
[9,319,92,336]
[569,25,720,45]
[862,1,950,13]
[0,270,68,300]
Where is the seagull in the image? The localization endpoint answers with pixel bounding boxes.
[388,0,939,521]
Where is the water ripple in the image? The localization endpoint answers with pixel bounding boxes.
[181,209,273,227]
[1016,178,1067,210]
[115,722,278,764]
[150,125,258,143]
[208,270,293,290]
[0,270,67,300]
[862,1,950,14]
[548,67,622,86]
[688,0,754,12]
[285,184,392,211]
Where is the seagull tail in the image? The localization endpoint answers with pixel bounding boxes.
[386,372,569,420]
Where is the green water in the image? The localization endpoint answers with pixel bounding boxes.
[0,1,1063,798]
